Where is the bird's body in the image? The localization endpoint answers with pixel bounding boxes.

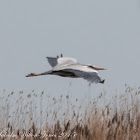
[26,55,106,84]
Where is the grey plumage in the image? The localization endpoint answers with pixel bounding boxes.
[26,55,106,84]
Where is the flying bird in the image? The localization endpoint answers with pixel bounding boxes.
[26,54,106,84]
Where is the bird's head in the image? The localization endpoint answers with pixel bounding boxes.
[26,73,41,77]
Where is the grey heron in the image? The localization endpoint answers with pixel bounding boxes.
[26,55,106,84]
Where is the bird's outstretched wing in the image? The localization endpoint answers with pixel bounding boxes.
[63,69,101,83]
[74,70,101,83]
[46,57,58,67]
[46,56,77,67]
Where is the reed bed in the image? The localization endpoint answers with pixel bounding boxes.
[0,85,140,140]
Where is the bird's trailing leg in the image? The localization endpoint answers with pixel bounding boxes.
[92,66,107,70]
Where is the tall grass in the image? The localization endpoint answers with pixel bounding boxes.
[0,85,140,140]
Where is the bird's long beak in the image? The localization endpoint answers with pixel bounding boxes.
[93,66,107,70]
[26,73,42,77]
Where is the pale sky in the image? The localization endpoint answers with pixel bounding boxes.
[0,0,140,99]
